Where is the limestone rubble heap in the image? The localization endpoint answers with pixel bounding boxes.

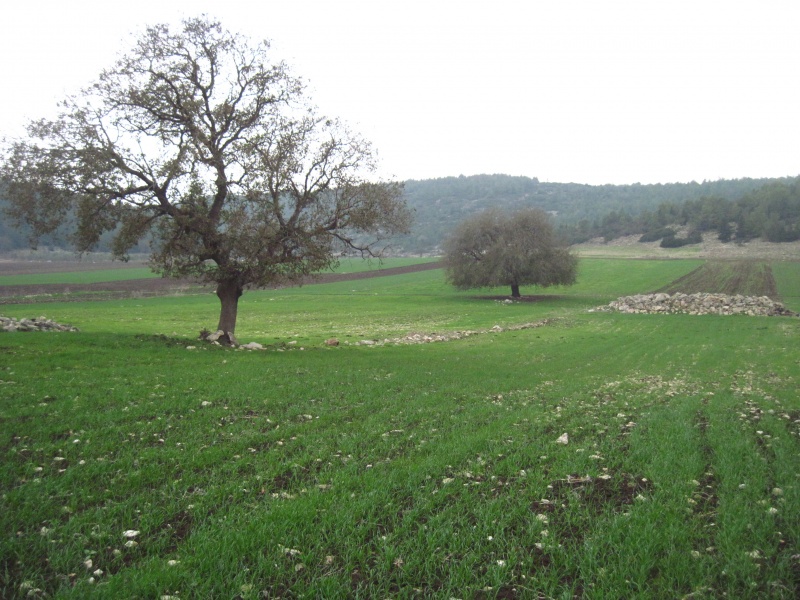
[601,293,796,317]
[0,316,79,332]
[355,319,555,346]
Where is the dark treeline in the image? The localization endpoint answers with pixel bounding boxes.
[391,174,797,254]
[559,176,800,246]
[0,182,150,254]
[3,174,799,255]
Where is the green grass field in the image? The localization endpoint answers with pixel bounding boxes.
[1,258,799,599]
[772,262,800,312]
[0,257,440,287]
[0,268,160,287]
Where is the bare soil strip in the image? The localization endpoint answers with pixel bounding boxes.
[0,261,442,304]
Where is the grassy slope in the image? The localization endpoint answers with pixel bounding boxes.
[0,259,700,343]
[1,258,798,599]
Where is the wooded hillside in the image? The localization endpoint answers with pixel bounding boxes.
[390,174,797,254]
[3,174,798,255]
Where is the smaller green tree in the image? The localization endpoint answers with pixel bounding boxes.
[443,208,577,298]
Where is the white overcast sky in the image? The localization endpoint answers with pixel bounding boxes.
[2,0,798,185]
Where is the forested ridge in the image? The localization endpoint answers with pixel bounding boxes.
[3,174,799,255]
[392,174,800,253]
[560,176,800,246]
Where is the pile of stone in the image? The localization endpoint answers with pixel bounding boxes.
[599,293,796,317]
[1,315,79,332]
[353,319,555,346]
[198,329,267,349]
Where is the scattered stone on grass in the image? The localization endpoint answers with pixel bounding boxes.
[595,293,797,317]
[240,342,265,350]
[199,329,239,346]
[0,315,79,332]
[353,318,556,346]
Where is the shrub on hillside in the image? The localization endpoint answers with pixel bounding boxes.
[660,230,702,248]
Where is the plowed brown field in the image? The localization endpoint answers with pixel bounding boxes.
[655,261,779,298]
[0,261,442,304]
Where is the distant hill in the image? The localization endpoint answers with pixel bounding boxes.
[389,174,795,254]
[559,176,800,247]
[3,174,797,256]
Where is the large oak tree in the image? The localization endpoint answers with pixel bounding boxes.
[443,208,577,298]
[1,17,410,342]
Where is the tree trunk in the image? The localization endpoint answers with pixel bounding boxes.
[510,283,521,298]
[216,279,243,344]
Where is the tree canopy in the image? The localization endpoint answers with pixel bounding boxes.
[443,208,577,298]
[1,17,411,341]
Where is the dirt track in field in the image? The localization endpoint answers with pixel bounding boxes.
[0,260,443,304]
